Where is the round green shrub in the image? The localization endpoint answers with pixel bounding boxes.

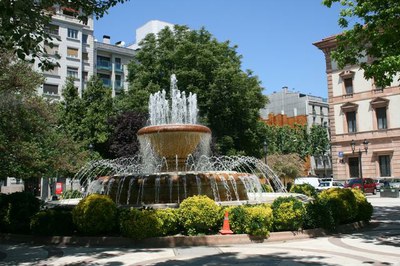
[351,188,373,222]
[290,184,317,198]
[272,196,306,231]
[303,199,335,230]
[229,205,273,237]
[30,207,75,236]
[155,208,179,236]
[178,195,221,235]
[0,192,41,233]
[120,208,163,239]
[72,194,117,235]
[318,188,357,225]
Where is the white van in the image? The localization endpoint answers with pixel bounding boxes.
[294,176,320,189]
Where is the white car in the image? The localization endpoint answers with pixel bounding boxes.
[317,181,344,191]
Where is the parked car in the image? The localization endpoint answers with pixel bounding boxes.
[344,178,377,194]
[316,181,344,192]
[294,176,320,189]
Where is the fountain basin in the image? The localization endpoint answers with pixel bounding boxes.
[138,124,211,164]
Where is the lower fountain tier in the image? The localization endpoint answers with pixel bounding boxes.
[92,172,266,206]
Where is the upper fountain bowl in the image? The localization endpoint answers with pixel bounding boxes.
[138,124,211,162]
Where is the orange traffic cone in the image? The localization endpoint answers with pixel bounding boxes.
[219,211,233,235]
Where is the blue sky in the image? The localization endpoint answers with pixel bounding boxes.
[94,0,344,98]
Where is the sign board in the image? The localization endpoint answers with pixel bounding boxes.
[338,151,344,158]
[55,182,63,195]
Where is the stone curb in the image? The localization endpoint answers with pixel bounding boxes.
[0,221,369,248]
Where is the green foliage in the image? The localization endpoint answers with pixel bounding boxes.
[61,190,83,199]
[267,154,305,181]
[229,205,273,237]
[351,188,373,222]
[125,25,267,156]
[155,208,180,236]
[30,207,75,236]
[303,198,335,230]
[261,183,274,192]
[119,208,163,239]
[0,52,89,180]
[272,196,306,231]
[0,192,41,233]
[323,0,400,87]
[318,188,358,225]
[178,195,222,235]
[290,184,317,198]
[308,125,330,157]
[72,194,117,235]
[0,1,128,70]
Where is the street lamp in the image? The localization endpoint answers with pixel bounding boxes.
[88,143,94,160]
[263,140,268,166]
[350,139,369,192]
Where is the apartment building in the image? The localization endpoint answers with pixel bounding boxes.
[260,87,331,177]
[33,5,95,100]
[314,35,400,180]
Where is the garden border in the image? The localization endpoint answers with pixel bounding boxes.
[0,221,371,248]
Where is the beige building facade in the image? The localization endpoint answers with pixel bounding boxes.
[314,36,400,180]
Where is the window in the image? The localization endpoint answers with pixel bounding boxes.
[67,47,78,58]
[99,73,111,87]
[379,155,391,177]
[45,24,59,35]
[68,28,78,39]
[67,67,79,79]
[376,107,387,129]
[82,71,88,82]
[349,157,359,178]
[44,44,59,56]
[344,78,353,95]
[43,84,58,95]
[115,57,122,71]
[82,52,89,62]
[82,34,88,44]
[346,111,357,133]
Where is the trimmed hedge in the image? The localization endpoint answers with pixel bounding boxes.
[0,192,41,233]
[72,194,117,235]
[351,188,373,222]
[229,205,273,237]
[272,196,306,231]
[178,195,222,235]
[30,207,75,236]
[318,188,357,225]
[289,184,317,198]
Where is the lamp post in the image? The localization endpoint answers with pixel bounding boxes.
[88,143,94,160]
[350,139,369,192]
[263,140,268,166]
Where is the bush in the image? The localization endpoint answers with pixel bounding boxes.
[290,184,317,198]
[261,183,273,192]
[229,205,273,237]
[30,207,75,236]
[0,192,41,233]
[318,188,357,225]
[120,208,163,239]
[272,196,306,231]
[178,195,222,235]
[303,198,335,230]
[156,208,179,236]
[72,194,117,235]
[61,190,83,199]
[351,188,373,222]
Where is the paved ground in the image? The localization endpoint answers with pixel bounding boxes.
[0,194,399,265]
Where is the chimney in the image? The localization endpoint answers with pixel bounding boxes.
[115,41,125,47]
[103,35,110,44]
[282,86,288,93]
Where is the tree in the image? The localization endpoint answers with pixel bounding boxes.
[323,0,400,87]
[124,25,267,156]
[80,76,114,157]
[308,125,330,156]
[0,52,89,180]
[107,111,147,158]
[267,153,305,186]
[0,0,128,70]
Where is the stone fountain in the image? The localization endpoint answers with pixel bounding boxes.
[77,74,287,207]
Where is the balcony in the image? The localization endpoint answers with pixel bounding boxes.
[114,80,123,90]
[101,78,112,87]
[115,63,123,72]
[97,60,112,71]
